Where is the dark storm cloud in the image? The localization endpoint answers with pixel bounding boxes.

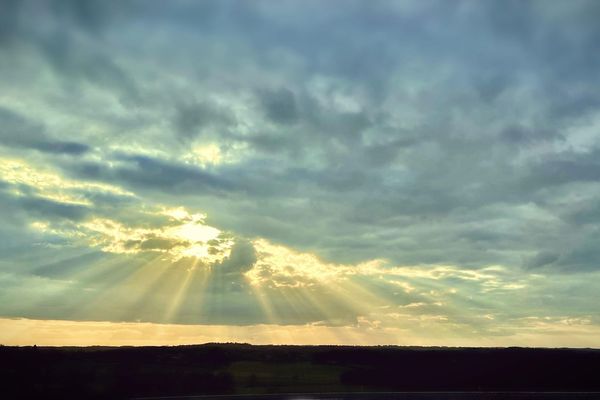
[0,0,139,103]
[214,240,257,275]
[525,251,561,270]
[258,88,298,125]
[62,153,234,195]
[499,125,563,146]
[527,242,600,273]
[137,237,187,251]
[0,0,20,45]
[173,100,236,139]
[0,0,133,42]
[558,242,600,272]
[0,108,89,155]
[524,150,600,187]
[18,196,90,221]
[564,200,600,226]
[0,186,89,223]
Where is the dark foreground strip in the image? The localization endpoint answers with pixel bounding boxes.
[133,392,600,400]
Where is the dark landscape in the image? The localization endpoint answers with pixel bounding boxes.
[2,344,600,399]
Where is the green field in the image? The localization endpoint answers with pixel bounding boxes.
[228,361,353,394]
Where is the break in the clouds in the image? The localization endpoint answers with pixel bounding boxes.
[1,0,600,346]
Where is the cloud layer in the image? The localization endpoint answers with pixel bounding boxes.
[1,0,600,345]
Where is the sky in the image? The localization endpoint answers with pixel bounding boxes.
[1,0,600,347]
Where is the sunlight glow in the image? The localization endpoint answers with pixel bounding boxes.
[192,143,223,166]
[33,210,233,263]
[0,158,559,345]
[0,157,132,205]
[246,239,352,287]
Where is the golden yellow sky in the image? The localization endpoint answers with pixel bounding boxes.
[2,317,600,348]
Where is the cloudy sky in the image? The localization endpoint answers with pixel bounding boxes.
[1,0,600,346]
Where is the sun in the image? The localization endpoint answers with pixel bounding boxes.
[163,209,234,262]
